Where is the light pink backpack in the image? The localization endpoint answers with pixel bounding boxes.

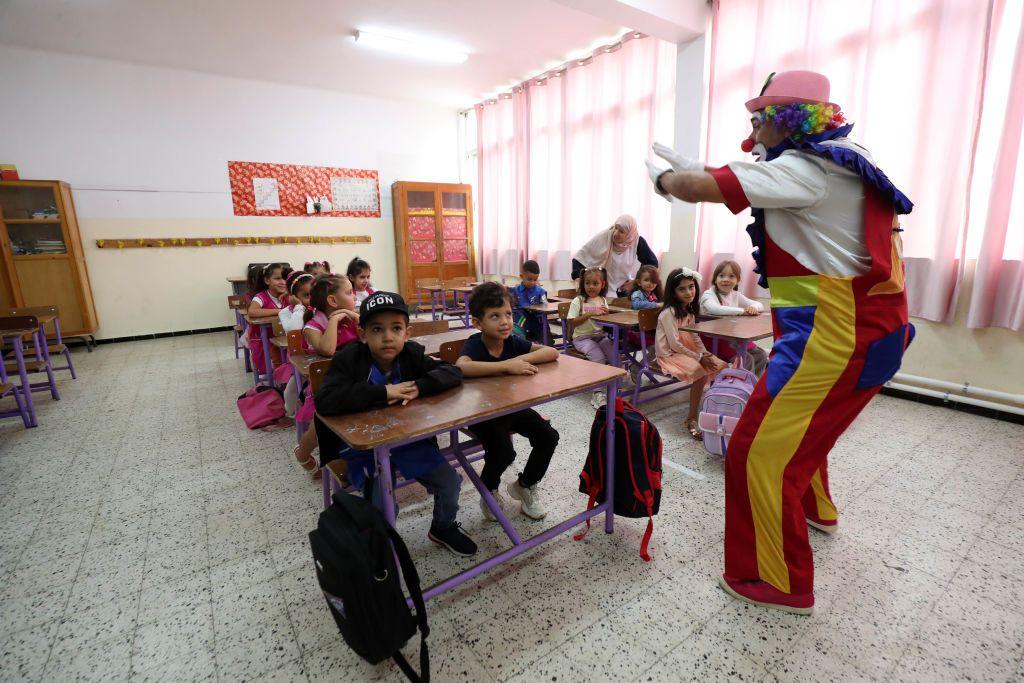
[698,368,758,456]
[237,386,286,429]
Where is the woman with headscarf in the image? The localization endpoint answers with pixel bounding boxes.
[571,215,659,296]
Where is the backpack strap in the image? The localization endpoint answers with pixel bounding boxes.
[384,526,430,683]
[572,470,599,542]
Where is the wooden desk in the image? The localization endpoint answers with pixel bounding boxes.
[409,328,476,356]
[680,314,773,342]
[317,354,624,602]
[0,325,41,427]
[589,310,639,370]
[680,314,772,370]
[244,315,276,386]
[290,352,321,380]
[450,286,475,328]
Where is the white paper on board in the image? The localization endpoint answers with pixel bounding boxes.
[330,176,379,213]
[253,177,280,211]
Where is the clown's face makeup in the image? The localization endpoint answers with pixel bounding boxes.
[743,110,787,160]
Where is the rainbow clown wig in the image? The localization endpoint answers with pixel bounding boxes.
[763,103,847,140]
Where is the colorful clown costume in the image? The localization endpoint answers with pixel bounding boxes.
[709,126,914,611]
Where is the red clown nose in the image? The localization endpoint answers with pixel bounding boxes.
[740,137,755,153]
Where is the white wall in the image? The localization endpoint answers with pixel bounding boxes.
[0,44,460,338]
[661,34,706,275]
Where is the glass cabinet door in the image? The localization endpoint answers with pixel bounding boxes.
[440,191,469,263]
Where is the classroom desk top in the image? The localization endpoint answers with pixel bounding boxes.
[290,352,322,379]
[526,300,624,316]
[680,314,773,341]
[0,325,39,339]
[270,334,288,349]
[244,315,276,326]
[227,276,247,283]
[408,327,476,354]
[525,302,564,315]
[592,310,640,327]
[6,312,57,325]
[318,354,624,450]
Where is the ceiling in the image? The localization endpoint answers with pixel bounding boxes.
[0,0,705,108]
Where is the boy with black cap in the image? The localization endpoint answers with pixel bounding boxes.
[314,291,477,556]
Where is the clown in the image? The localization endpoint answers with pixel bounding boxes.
[646,70,914,614]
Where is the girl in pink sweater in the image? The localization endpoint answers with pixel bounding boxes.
[656,268,727,439]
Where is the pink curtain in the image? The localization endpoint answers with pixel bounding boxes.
[476,35,675,276]
[476,87,529,274]
[697,0,992,320]
[966,0,1024,331]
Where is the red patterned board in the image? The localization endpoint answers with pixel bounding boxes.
[442,215,467,238]
[408,215,436,240]
[410,240,438,263]
[444,239,468,262]
[228,161,380,217]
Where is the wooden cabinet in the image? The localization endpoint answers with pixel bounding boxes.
[0,180,98,338]
[391,182,476,306]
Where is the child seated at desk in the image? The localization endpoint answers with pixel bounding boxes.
[314,291,478,557]
[699,260,768,375]
[567,267,616,408]
[457,282,560,521]
[246,262,288,375]
[279,271,314,332]
[656,268,727,440]
[511,259,548,341]
[346,256,376,304]
[293,275,359,475]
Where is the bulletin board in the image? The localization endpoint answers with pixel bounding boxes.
[228,161,381,217]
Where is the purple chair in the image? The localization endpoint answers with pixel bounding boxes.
[7,306,76,379]
[0,315,43,427]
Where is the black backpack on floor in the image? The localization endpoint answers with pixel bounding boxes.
[575,397,663,561]
[309,492,430,682]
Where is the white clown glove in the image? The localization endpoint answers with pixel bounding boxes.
[645,159,671,201]
[652,141,704,173]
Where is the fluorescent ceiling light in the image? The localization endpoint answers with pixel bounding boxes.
[354,29,468,64]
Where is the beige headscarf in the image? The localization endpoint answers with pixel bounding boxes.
[574,215,642,292]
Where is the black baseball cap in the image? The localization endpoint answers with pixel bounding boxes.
[359,291,409,327]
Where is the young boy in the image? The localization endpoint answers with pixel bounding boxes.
[314,291,477,557]
[511,260,548,342]
[456,282,560,521]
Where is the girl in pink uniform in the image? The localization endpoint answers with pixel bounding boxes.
[246,263,287,376]
[293,275,360,474]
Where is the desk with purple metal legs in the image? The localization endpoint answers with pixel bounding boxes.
[244,316,275,386]
[679,315,773,370]
[316,355,624,602]
[0,320,41,428]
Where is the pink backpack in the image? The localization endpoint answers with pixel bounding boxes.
[698,368,758,456]
[237,386,286,429]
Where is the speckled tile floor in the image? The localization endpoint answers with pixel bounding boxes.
[1,330,1023,682]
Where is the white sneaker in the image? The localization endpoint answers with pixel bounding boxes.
[591,391,606,409]
[479,487,506,522]
[507,479,547,520]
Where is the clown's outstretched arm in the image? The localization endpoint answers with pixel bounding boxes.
[659,170,725,204]
[646,144,725,204]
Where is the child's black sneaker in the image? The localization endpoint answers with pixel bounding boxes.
[428,523,478,557]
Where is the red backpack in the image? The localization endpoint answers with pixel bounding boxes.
[575,398,663,561]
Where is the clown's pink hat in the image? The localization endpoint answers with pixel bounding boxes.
[745,70,839,113]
